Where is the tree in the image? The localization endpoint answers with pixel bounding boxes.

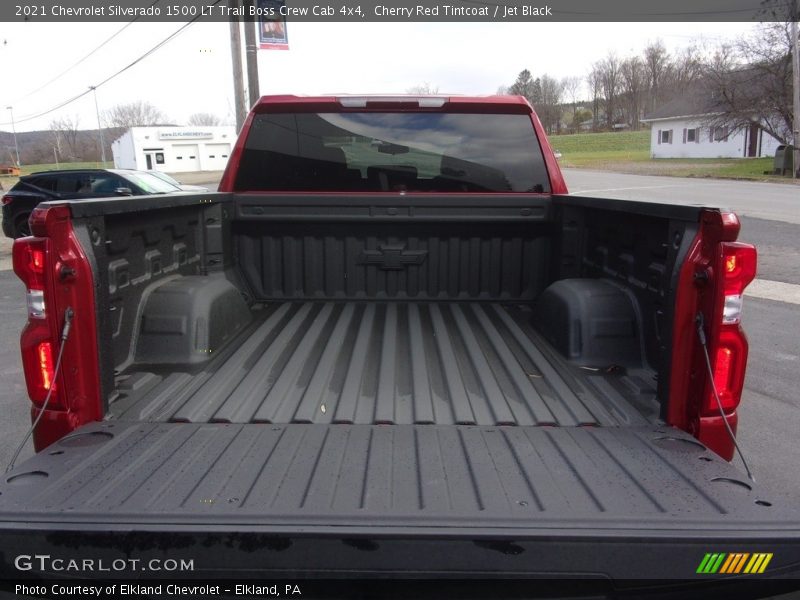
[665,45,704,95]
[508,69,542,106]
[620,57,647,130]
[187,112,222,126]
[643,40,670,113]
[104,101,166,128]
[561,76,582,121]
[406,83,440,94]
[599,54,622,129]
[48,115,82,160]
[538,74,564,134]
[704,22,795,144]
[586,64,603,130]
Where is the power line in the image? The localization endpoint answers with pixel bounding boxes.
[0,1,221,127]
[11,0,162,104]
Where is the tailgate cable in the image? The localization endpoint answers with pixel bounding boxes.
[5,307,74,474]
[695,312,755,482]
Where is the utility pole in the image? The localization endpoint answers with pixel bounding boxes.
[228,0,247,131]
[89,86,107,164]
[6,106,20,168]
[791,2,799,178]
[243,0,260,108]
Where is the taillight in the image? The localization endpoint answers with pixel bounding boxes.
[1,194,12,205]
[37,341,56,391]
[703,241,757,414]
[13,236,65,408]
[17,241,48,318]
[12,205,103,450]
[720,243,757,324]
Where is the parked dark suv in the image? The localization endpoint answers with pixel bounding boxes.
[2,169,184,238]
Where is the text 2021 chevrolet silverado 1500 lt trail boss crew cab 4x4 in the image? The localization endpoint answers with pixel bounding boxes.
[1,95,798,592]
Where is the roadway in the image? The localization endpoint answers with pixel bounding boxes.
[0,170,798,497]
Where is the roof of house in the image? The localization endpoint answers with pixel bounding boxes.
[641,87,721,122]
[642,65,780,123]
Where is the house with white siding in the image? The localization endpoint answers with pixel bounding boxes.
[641,94,781,160]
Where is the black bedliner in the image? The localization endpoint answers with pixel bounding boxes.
[1,420,799,581]
[110,302,657,426]
[0,421,786,524]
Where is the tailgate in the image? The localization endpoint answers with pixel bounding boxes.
[1,421,799,581]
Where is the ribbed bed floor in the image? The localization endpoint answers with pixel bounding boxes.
[110,302,658,427]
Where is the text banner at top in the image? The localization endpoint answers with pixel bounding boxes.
[3,0,792,22]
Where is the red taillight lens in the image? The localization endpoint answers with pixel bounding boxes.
[37,341,56,391]
[702,241,756,416]
[30,248,46,273]
[721,242,757,299]
[13,238,49,318]
[14,239,48,291]
[713,346,732,392]
[14,236,62,407]
[1,194,12,205]
[21,330,60,406]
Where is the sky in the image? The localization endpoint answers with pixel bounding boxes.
[0,20,756,132]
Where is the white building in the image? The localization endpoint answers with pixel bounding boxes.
[641,93,781,159]
[111,126,236,173]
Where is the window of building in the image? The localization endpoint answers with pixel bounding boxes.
[686,128,698,143]
[659,130,672,144]
[155,153,165,164]
[713,126,729,142]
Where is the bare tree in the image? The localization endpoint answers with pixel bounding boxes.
[621,57,647,130]
[104,101,166,129]
[704,22,794,144]
[599,54,622,129]
[665,45,704,95]
[49,115,82,160]
[538,74,564,134]
[643,40,670,113]
[587,64,603,130]
[561,76,582,123]
[406,82,440,94]
[187,112,223,126]
[48,119,63,160]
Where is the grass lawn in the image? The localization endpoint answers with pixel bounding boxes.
[549,131,791,182]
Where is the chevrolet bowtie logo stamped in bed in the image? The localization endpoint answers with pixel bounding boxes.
[358,245,428,270]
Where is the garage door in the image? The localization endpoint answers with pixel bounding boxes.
[172,144,200,171]
[205,143,232,171]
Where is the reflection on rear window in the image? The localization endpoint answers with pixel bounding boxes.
[235,112,550,193]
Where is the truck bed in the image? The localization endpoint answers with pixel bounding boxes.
[3,419,800,582]
[109,301,659,427]
[0,421,783,526]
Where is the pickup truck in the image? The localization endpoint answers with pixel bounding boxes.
[1,95,799,592]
